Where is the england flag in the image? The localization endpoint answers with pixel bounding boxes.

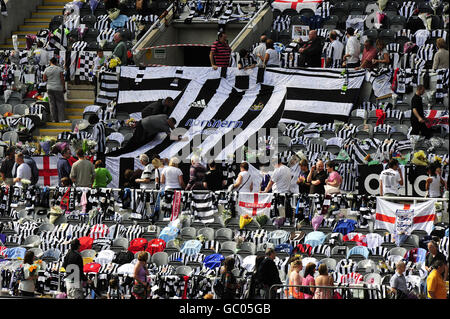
[237,192,273,217]
[375,198,436,235]
[32,156,59,187]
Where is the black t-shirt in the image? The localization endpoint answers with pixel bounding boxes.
[309,170,327,194]
[298,170,310,194]
[411,94,424,123]
[425,251,447,269]
[204,169,224,191]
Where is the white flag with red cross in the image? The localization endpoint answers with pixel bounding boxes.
[32,156,59,187]
[375,198,436,235]
[237,193,273,217]
[272,0,323,12]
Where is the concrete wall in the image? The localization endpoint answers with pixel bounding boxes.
[0,0,43,44]
[138,22,246,66]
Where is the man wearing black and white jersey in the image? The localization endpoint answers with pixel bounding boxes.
[325,31,344,68]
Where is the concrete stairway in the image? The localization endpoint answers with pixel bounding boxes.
[0,0,72,50]
[36,84,95,137]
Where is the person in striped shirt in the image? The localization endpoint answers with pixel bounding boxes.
[210,32,231,69]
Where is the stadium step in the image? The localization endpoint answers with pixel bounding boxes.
[32,11,63,18]
[37,5,65,11]
[18,24,49,31]
[24,18,52,23]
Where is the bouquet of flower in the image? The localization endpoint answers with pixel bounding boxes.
[28,260,42,276]
[125,118,136,127]
[239,214,253,229]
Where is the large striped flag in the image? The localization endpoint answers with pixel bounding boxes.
[113,66,365,161]
[375,198,436,235]
[237,192,273,217]
[32,156,58,187]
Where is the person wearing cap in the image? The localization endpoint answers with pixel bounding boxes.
[62,239,88,299]
[262,157,292,193]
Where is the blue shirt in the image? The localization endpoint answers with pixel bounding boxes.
[57,157,71,185]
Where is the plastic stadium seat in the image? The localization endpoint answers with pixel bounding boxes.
[215,228,233,242]
[389,124,409,140]
[2,131,19,144]
[363,29,379,40]
[323,15,339,28]
[401,234,420,249]
[240,242,256,256]
[389,15,407,29]
[283,9,299,17]
[197,227,215,241]
[388,247,408,259]
[349,109,367,126]
[81,14,97,28]
[175,265,192,276]
[331,246,348,260]
[0,104,13,114]
[319,258,337,272]
[38,223,55,233]
[379,29,395,42]
[13,104,29,115]
[290,14,304,26]
[81,249,97,258]
[112,237,129,251]
[363,273,382,285]
[357,260,378,274]
[165,240,180,254]
[219,241,237,255]
[320,128,336,139]
[22,235,41,248]
[417,2,433,14]
[334,2,349,14]
[354,124,373,139]
[299,8,315,19]
[180,227,197,240]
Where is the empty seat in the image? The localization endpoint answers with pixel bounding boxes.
[215,228,233,242]
[180,227,196,240]
[80,249,97,258]
[331,246,348,260]
[363,29,379,40]
[239,242,256,255]
[388,247,407,259]
[389,124,409,140]
[38,223,55,233]
[13,104,29,115]
[219,241,237,255]
[379,29,395,42]
[151,251,169,266]
[112,237,129,251]
[357,259,378,274]
[299,8,315,19]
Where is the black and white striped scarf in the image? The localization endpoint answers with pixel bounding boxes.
[272,15,291,32]
[71,41,88,52]
[315,1,332,19]
[398,2,416,19]
[416,43,435,62]
[95,15,110,30]
[436,68,449,103]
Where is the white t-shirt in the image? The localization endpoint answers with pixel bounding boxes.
[236,171,252,192]
[265,48,281,67]
[162,166,183,190]
[380,168,401,195]
[345,36,360,64]
[140,164,153,189]
[16,163,32,187]
[271,165,292,193]
[253,43,267,67]
[428,175,442,198]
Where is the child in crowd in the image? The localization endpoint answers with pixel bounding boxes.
[107,277,124,299]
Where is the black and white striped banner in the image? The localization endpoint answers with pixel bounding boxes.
[109,66,365,175]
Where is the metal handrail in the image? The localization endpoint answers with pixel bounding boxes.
[229,0,269,49]
[131,3,175,54]
[268,283,384,299]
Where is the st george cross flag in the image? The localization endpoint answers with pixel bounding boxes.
[238,193,273,217]
[375,198,436,235]
[272,0,323,12]
[32,156,59,187]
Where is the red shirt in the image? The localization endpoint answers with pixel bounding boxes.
[146,238,166,255]
[211,40,231,67]
[361,46,377,68]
